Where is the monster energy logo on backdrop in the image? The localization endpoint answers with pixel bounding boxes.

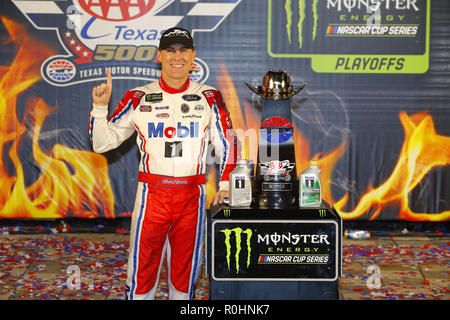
[221,228,252,274]
[285,0,319,49]
[269,0,430,74]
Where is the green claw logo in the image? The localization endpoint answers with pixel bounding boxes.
[221,227,252,274]
[284,0,319,49]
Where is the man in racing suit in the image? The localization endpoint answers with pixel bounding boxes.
[89,27,240,300]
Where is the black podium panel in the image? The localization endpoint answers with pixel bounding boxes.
[207,202,342,300]
[209,280,339,300]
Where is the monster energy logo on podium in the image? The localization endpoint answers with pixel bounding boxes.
[245,69,306,209]
[319,209,326,218]
[213,221,339,281]
[221,228,252,274]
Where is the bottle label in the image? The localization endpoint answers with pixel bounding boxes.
[301,174,321,205]
[234,175,246,189]
[231,174,251,206]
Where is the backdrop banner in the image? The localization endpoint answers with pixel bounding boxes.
[0,0,448,221]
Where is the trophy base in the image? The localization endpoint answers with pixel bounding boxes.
[255,192,296,209]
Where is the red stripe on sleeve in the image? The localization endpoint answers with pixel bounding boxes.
[107,90,145,121]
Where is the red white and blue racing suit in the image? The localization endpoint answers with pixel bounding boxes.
[89,78,240,300]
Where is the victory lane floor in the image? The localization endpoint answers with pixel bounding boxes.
[0,232,448,300]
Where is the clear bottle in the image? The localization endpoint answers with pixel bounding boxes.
[299,160,322,208]
[229,159,252,207]
[344,230,371,240]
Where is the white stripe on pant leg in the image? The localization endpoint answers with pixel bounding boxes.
[187,185,206,300]
[126,182,149,300]
[127,185,169,300]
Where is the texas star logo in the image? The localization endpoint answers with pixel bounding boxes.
[12,0,242,86]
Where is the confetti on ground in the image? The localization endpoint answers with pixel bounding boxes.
[0,233,448,300]
[340,236,450,300]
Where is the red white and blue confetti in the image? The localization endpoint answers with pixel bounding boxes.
[0,226,448,300]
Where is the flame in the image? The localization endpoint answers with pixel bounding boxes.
[335,112,450,221]
[0,17,116,218]
[216,63,449,221]
[205,167,217,210]
[217,63,260,162]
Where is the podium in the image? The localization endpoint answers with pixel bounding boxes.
[206,202,342,300]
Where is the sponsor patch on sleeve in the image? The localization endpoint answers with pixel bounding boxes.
[128,90,146,110]
[202,89,217,108]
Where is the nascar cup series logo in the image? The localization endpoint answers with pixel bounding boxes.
[12,0,242,86]
[269,0,429,74]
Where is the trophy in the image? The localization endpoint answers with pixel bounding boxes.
[245,69,306,209]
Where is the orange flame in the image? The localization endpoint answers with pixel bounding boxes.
[0,17,116,218]
[335,112,450,221]
[204,166,217,210]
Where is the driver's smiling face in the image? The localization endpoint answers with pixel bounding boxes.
[157,44,196,82]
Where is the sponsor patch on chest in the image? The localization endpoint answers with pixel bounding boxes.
[139,105,152,112]
[145,93,163,102]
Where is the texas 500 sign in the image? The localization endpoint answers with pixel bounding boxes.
[12,0,241,86]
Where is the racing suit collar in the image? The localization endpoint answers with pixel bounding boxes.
[158,77,190,94]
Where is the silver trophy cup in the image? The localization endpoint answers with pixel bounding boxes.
[246,69,306,209]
